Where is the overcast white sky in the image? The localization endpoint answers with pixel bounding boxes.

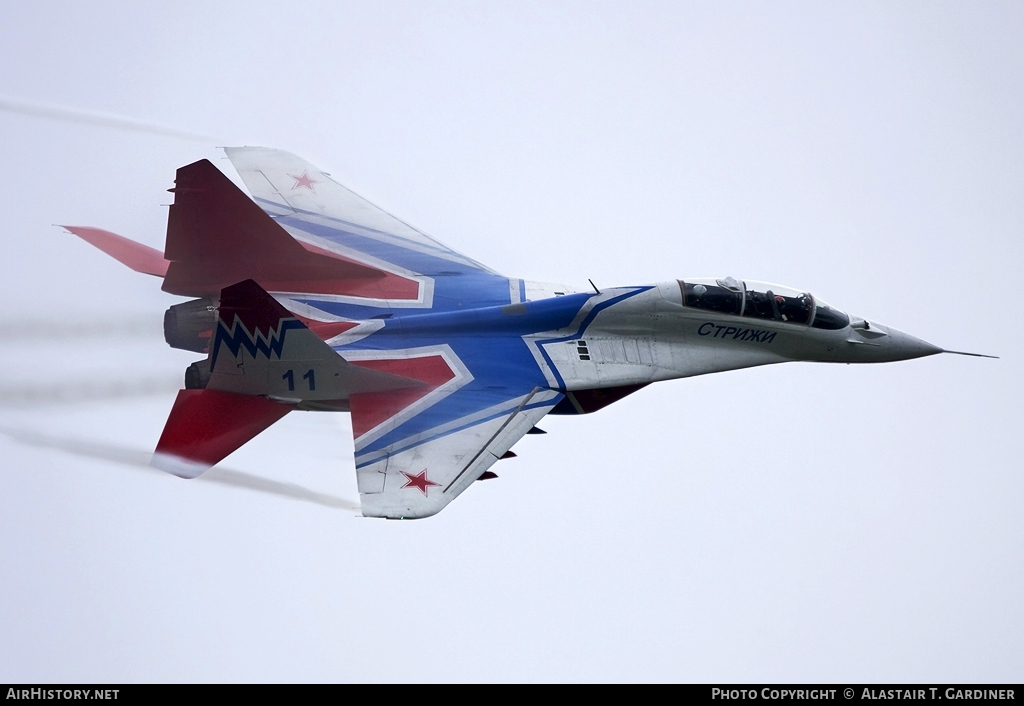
[0,1,1021,682]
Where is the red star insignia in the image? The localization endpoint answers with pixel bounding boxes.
[401,470,440,496]
[288,170,320,192]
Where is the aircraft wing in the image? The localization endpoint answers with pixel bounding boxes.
[351,384,563,519]
[223,147,499,278]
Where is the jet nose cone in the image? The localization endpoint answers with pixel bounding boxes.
[844,320,943,362]
[884,327,943,361]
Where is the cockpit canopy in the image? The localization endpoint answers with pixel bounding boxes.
[678,277,849,330]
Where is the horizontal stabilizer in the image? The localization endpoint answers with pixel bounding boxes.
[62,226,169,276]
[152,389,293,478]
[162,159,396,297]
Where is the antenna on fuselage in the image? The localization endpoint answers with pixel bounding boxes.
[588,279,601,294]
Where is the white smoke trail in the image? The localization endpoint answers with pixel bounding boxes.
[0,96,220,142]
[0,375,182,407]
[0,425,361,512]
[0,316,161,343]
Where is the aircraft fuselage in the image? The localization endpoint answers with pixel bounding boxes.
[336,278,942,416]
[524,281,941,397]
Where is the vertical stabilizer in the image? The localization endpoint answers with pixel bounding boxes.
[151,279,422,478]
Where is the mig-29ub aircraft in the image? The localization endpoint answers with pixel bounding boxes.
[63,148,987,519]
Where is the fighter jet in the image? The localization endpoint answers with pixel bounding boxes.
[63,148,988,519]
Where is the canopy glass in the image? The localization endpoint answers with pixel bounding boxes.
[679,277,850,330]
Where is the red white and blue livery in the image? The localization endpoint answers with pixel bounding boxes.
[64,148,988,518]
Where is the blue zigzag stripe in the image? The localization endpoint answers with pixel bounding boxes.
[211,317,306,369]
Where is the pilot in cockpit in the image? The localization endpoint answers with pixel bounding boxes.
[777,293,813,324]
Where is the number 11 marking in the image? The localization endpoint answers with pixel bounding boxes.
[282,369,316,391]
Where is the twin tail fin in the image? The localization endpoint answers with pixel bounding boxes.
[152,279,421,478]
